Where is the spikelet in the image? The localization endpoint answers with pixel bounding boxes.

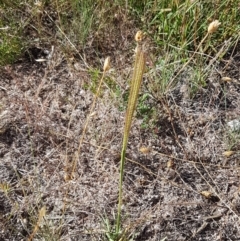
[222,150,234,157]
[135,31,144,42]
[139,146,151,154]
[208,20,221,34]
[103,56,110,72]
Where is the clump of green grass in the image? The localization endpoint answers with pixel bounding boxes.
[140,0,239,51]
[0,31,22,65]
[133,0,240,96]
[0,0,103,65]
[54,0,96,48]
[1,0,238,68]
[0,4,23,65]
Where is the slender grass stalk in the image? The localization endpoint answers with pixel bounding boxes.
[166,20,221,90]
[70,57,110,179]
[27,206,46,241]
[116,31,146,236]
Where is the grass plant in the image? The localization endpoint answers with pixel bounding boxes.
[54,0,96,48]
[27,206,46,241]
[116,30,146,237]
[165,19,221,91]
[67,56,110,180]
[140,0,240,95]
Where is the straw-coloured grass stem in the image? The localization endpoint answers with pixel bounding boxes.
[116,31,146,236]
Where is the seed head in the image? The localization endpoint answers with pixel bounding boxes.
[103,57,110,72]
[222,150,234,157]
[135,31,144,42]
[139,146,151,154]
[39,206,46,220]
[208,20,221,34]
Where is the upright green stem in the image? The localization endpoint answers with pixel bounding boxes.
[116,147,126,235]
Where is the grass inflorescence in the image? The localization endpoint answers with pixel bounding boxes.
[116,30,146,238]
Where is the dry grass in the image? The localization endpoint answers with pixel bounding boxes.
[0,1,240,240]
[1,40,240,241]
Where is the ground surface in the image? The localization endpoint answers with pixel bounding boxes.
[0,33,240,241]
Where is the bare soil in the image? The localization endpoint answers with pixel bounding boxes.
[0,35,240,240]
